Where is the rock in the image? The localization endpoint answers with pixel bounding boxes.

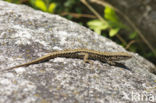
[0,1,155,103]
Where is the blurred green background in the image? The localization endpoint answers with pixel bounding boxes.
[3,0,156,65]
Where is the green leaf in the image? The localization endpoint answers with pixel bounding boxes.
[87,19,109,34]
[48,3,56,13]
[5,0,20,3]
[104,6,119,23]
[5,0,12,2]
[104,6,126,29]
[29,0,35,6]
[35,0,47,11]
[129,32,137,39]
[109,28,119,37]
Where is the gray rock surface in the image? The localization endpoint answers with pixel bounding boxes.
[0,1,156,103]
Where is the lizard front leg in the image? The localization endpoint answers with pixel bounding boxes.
[78,53,92,64]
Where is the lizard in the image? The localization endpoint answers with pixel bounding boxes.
[4,49,132,71]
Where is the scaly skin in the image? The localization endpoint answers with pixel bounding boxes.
[4,49,132,71]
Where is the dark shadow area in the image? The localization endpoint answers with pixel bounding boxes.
[110,62,131,71]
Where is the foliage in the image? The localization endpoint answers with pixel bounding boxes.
[87,19,109,35]
[87,6,125,37]
[5,0,20,3]
[30,0,56,13]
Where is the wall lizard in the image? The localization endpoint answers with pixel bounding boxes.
[4,49,132,71]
